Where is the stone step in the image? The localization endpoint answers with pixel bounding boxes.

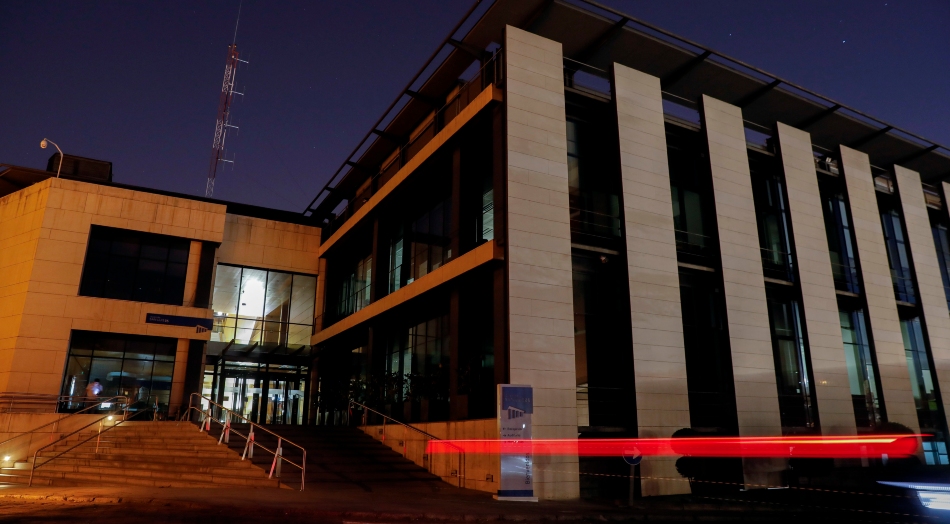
[41,441,232,453]
[35,455,260,472]
[41,452,255,468]
[31,468,282,489]
[36,461,268,479]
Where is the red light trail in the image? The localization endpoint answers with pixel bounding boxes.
[426,435,924,459]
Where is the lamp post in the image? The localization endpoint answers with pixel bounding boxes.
[40,138,63,177]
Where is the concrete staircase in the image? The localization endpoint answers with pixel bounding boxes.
[225,424,443,491]
[0,421,281,488]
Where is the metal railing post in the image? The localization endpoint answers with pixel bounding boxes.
[269,437,282,479]
[242,425,255,460]
[95,420,103,454]
[218,412,230,445]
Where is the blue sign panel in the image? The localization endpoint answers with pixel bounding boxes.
[145,313,213,333]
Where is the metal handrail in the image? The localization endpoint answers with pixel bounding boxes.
[0,396,128,464]
[180,393,307,491]
[348,399,464,488]
[28,401,140,486]
[0,393,122,413]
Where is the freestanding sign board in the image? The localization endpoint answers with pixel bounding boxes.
[496,384,537,501]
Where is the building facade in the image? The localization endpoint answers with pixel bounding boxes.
[304,0,950,501]
[3,0,950,503]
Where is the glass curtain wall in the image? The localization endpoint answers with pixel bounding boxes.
[667,124,716,266]
[820,179,861,294]
[61,331,176,415]
[765,288,816,430]
[333,255,372,318]
[901,318,944,431]
[566,118,622,240]
[409,200,452,283]
[386,199,453,294]
[839,308,884,428]
[571,251,636,429]
[881,206,916,304]
[932,222,950,309]
[749,151,795,282]
[679,269,738,432]
[383,313,451,422]
[211,265,316,348]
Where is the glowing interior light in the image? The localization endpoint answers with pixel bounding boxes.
[107,415,113,421]
[3,456,10,461]
[240,279,265,314]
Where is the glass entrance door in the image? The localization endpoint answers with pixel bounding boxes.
[210,361,308,425]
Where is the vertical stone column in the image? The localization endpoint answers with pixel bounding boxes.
[838,147,919,431]
[896,166,950,424]
[701,95,783,486]
[775,123,857,435]
[504,25,578,500]
[613,63,690,496]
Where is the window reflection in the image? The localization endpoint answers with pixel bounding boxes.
[211,265,316,350]
[61,331,177,415]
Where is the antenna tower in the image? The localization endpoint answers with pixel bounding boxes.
[206,3,246,198]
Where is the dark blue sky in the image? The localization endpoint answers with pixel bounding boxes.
[2,1,947,212]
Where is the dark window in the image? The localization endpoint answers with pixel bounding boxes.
[667,124,717,266]
[571,250,636,429]
[79,226,190,306]
[331,255,372,319]
[566,118,622,241]
[61,331,177,415]
[765,286,817,431]
[409,199,452,282]
[749,151,795,282]
[838,307,885,428]
[679,268,738,432]
[820,178,861,294]
[931,222,950,310]
[881,207,916,304]
[384,312,451,421]
[900,317,946,436]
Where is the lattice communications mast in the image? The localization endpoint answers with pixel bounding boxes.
[206,5,245,198]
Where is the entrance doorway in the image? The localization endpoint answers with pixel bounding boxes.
[204,360,308,425]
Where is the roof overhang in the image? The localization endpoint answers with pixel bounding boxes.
[305,0,950,221]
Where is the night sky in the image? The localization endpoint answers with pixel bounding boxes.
[2,1,947,212]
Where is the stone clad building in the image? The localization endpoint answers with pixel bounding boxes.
[3,0,950,501]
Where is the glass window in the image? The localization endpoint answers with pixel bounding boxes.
[932,223,950,310]
[881,207,916,303]
[900,317,945,435]
[333,256,372,319]
[79,226,191,306]
[766,289,816,430]
[839,308,884,428]
[409,199,452,282]
[679,269,738,432]
[478,182,494,243]
[389,235,404,294]
[667,124,716,266]
[60,331,177,415]
[211,266,317,350]
[565,107,622,240]
[820,180,861,294]
[750,151,795,282]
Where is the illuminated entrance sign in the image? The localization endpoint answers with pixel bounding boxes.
[496,385,536,502]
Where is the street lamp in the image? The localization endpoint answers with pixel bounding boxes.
[39,138,63,177]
